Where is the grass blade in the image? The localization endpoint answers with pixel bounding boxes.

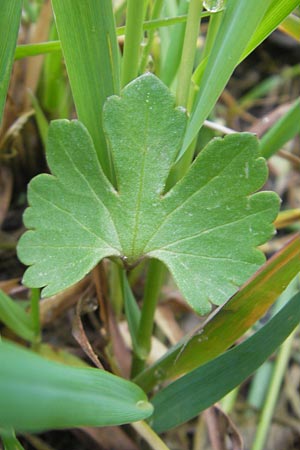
[181,0,273,155]
[279,14,300,41]
[51,0,120,180]
[121,0,146,87]
[0,0,22,125]
[0,340,153,432]
[135,233,300,391]
[150,291,300,432]
[0,429,25,450]
[160,0,189,86]
[260,99,300,159]
[242,0,300,61]
[0,291,34,342]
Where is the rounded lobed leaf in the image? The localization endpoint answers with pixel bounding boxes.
[17,74,280,313]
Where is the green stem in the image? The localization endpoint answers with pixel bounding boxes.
[221,386,240,414]
[131,420,171,450]
[251,327,298,450]
[199,7,223,65]
[121,0,147,87]
[30,288,41,350]
[14,14,215,61]
[131,259,166,375]
[109,262,124,317]
[176,0,203,107]
[165,0,203,187]
[140,0,164,73]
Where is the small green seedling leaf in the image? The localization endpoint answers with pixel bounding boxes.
[0,340,153,432]
[18,74,279,314]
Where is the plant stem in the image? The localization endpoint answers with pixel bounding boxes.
[140,0,164,73]
[251,327,298,450]
[166,0,203,187]
[131,259,166,376]
[131,421,171,450]
[30,288,41,350]
[176,0,203,107]
[121,0,147,87]
[199,8,223,65]
[221,386,240,413]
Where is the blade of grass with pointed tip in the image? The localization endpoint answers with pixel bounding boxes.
[260,99,300,159]
[51,0,120,181]
[134,233,300,391]
[0,291,35,342]
[150,291,300,433]
[181,0,273,154]
[0,340,153,432]
[0,0,22,126]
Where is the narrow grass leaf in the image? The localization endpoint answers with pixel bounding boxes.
[0,429,25,450]
[150,291,300,432]
[279,14,300,41]
[41,24,71,119]
[122,272,141,354]
[0,340,153,432]
[241,0,300,61]
[51,0,120,180]
[0,0,22,124]
[0,291,34,342]
[181,0,273,154]
[30,94,49,147]
[260,99,300,159]
[160,0,189,86]
[134,234,300,391]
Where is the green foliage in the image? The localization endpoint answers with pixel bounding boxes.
[134,234,300,391]
[0,0,23,124]
[0,340,153,431]
[150,291,300,432]
[260,99,300,159]
[182,0,273,154]
[51,0,120,180]
[0,291,34,342]
[1,0,299,443]
[18,74,279,314]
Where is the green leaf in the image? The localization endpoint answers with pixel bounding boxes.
[122,272,141,354]
[0,0,23,124]
[0,340,153,432]
[260,99,300,159]
[0,291,35,342]
[18,74,279,314]
[134,233,300,392]
[241,0,300,61]
[150,291,300,433]
[279,13,300,41]
[51,0,120,180]
[0,429,25,450]
[182,0,273,154]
